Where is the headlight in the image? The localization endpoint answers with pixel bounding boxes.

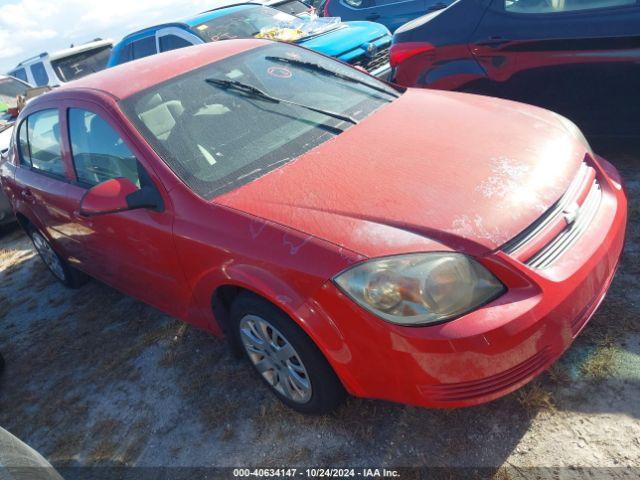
[344,0,363,7]
[333,253,505,326]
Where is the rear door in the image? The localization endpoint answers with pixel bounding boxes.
[13,106,78,256]
[470,0,640,134]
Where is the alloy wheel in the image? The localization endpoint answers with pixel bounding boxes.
[31,231,65,281]
[239,314,312,404]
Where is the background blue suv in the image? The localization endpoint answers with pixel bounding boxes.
[108,3,392,77]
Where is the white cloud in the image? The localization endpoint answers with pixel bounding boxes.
[0,0,214,73]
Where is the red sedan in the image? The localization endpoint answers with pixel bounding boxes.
[0,39,627,413]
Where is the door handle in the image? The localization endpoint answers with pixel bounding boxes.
[476,37,511,49]
[21,189,35,201]
[366,13,380,20]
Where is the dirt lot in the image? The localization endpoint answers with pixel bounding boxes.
[0,137,638,478]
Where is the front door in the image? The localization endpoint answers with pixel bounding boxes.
[59,102,191,317]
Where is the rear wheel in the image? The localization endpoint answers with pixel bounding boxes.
[231,292,346,414]
[29,228,88,289]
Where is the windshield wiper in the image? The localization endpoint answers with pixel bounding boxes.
[205,78,358,125]
[265,55,400,100]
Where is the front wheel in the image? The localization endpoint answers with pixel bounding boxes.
[231,292,346,414]
[29,228,87,289]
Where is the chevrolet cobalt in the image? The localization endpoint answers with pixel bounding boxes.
[0,40,627,413]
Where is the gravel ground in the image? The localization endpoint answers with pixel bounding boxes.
[0,137,638,479]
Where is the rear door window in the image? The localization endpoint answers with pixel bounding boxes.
[19,109,65,177]
[131,36,157,60]
[117,43,134,64]
[30,62,49,86]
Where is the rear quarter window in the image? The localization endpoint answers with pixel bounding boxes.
[11,69,28,83]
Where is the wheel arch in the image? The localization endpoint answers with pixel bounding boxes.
[189,264,357,393]
[210,281,357,395]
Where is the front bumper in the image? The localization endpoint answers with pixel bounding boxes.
[304,154,627,408]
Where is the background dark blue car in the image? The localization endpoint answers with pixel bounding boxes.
[318,0,453,32]
[390,0,640,136]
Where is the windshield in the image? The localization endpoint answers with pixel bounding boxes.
[193,5,340,43]
[120,43,399,198]
[51,45,112,82]
[0,77,29,108]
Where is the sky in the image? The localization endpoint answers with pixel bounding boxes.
[0,0,217,73]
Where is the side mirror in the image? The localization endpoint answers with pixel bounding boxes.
[79,177,163,216]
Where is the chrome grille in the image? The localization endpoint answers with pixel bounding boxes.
[526,179,602,269]
[351,46,390,73]
[502,162,590,255]
[501,160,603,269]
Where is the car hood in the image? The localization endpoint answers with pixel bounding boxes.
[216,89,587,258]
[299,21,390,59]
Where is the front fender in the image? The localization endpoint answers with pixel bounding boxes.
[186,259,338,338]
[185,259,366,394]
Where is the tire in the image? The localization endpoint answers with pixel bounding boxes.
[231,292,346,414]
[28,227,88,289]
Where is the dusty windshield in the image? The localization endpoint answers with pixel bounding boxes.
[120,43,399,198]
[51,45,112,82]
[193,5,341,43]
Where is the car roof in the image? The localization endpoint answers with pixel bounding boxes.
[117,3,265,43]
[55,39,267,101]
[118,23,191,43]
[12,39,113,67]
[48,39,114,61]
[184,4,260,27]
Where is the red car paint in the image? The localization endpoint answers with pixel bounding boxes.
[0,40,627,408]
[393,41,640,91]
[79,178,139,216]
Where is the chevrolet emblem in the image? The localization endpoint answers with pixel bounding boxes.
[562,202,580,226]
